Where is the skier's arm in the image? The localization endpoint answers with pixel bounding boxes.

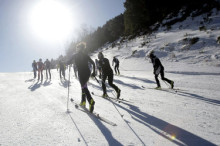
[88,57,96,76]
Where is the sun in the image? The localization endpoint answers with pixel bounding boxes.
[29,0,74,42]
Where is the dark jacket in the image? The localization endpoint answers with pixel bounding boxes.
[32,62,37,70]
[150,55,164,74]
[113,58,119,65]
[99,58,113,75]
[71,52,95,76]
[44,60,51,69]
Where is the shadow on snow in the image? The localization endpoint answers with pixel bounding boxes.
[115,102,216,146]
[68,111,123,146]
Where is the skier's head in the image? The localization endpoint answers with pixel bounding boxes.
[148,50,155,58]
[98,52,104,60]
[76,42,86,53]
[39,58,42,62]
[33,60,36,63]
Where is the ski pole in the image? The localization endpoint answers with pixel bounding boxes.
[67,65,71,112]
[94,76,100,84]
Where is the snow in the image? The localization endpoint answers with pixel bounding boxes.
[1,9,220,146]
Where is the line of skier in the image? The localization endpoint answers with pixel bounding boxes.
[31,42,174,113]
[32,58,51,82]
[67,42,121,113]
[32,57,72,82]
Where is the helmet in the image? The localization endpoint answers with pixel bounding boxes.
[39,58,42,62]
[98,52,104,60]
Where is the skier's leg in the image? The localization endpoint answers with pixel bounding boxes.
[59,69,62,79]
[46,69,48,79]
[102,74,107,96]
[63,69,66,79]
[116,64,120,75]
[108,73,120,98]
[160,70,171,84]
[114,66,117,74]
[38,69,40,80]
[34,69,36,78]
[160,70,174,88]
[155,74,160,88]
[41,70,43,81]
[49,69,51,79]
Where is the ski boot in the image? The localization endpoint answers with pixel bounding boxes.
[171,81,174,89]
[89,99,95,113]
[102,93,108,98]
[155,86,161,89]
[79,101,86,107]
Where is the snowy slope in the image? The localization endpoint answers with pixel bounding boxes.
[1,8,220,146]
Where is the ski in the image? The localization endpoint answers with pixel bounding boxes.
[107,96,131,103]
[147,87,185,93]
[91,92,132,103]
[70,98,117,126]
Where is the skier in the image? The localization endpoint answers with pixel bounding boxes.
[37,58,44,82]
[112,56,120,75]
[68,42,96,113]
[58,58,66,80]
[44,59,51,80]
[98,52,121,98]
[32,60,37,79]
[95,59,102,78]
[148,51,174,89]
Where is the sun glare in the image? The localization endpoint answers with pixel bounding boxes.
[29,0,74,41]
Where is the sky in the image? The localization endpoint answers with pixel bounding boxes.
[0,0,125,72]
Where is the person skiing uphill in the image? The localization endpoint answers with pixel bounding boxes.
[32,60,37,79]
[98,52,121,99]
[37,58,44,82]
[112,56,120,75]
[149,51,174,89]
[44,59,51,80]
[68,42,96,113]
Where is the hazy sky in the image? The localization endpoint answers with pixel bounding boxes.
[0,0,125,72]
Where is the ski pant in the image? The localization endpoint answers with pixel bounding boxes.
[60,68,65,79]
[33,68,37,78]
[46,68,51,79]
[102,72,119,94]
[114,64,120,75]
[155,69,172,87]
[78,72,93,104]
[38,69,43,81]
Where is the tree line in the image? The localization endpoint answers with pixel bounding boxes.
[51,0,219,67]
